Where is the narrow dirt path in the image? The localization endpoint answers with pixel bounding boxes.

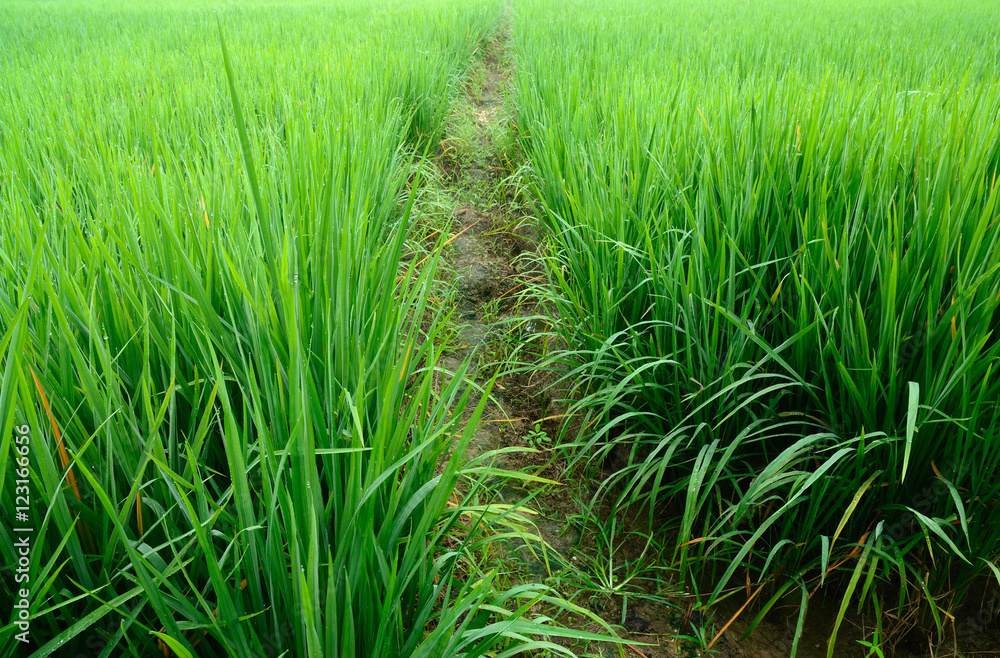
[434,22,547,458]
[422,17,708,658]
[426,19,695,658]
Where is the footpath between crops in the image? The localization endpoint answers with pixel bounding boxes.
[420,17,766,658]
[413,18,695,658]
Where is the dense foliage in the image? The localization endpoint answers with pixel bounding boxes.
[0,2,596,656]
[514,0,1000,651]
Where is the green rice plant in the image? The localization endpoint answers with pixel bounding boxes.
[513,0,1000,651]
[0,1,622,655]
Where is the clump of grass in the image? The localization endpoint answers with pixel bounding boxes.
[513,0,1000,653]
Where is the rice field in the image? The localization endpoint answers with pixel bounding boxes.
[2,0,1000,656]
[515,0,1000,653]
